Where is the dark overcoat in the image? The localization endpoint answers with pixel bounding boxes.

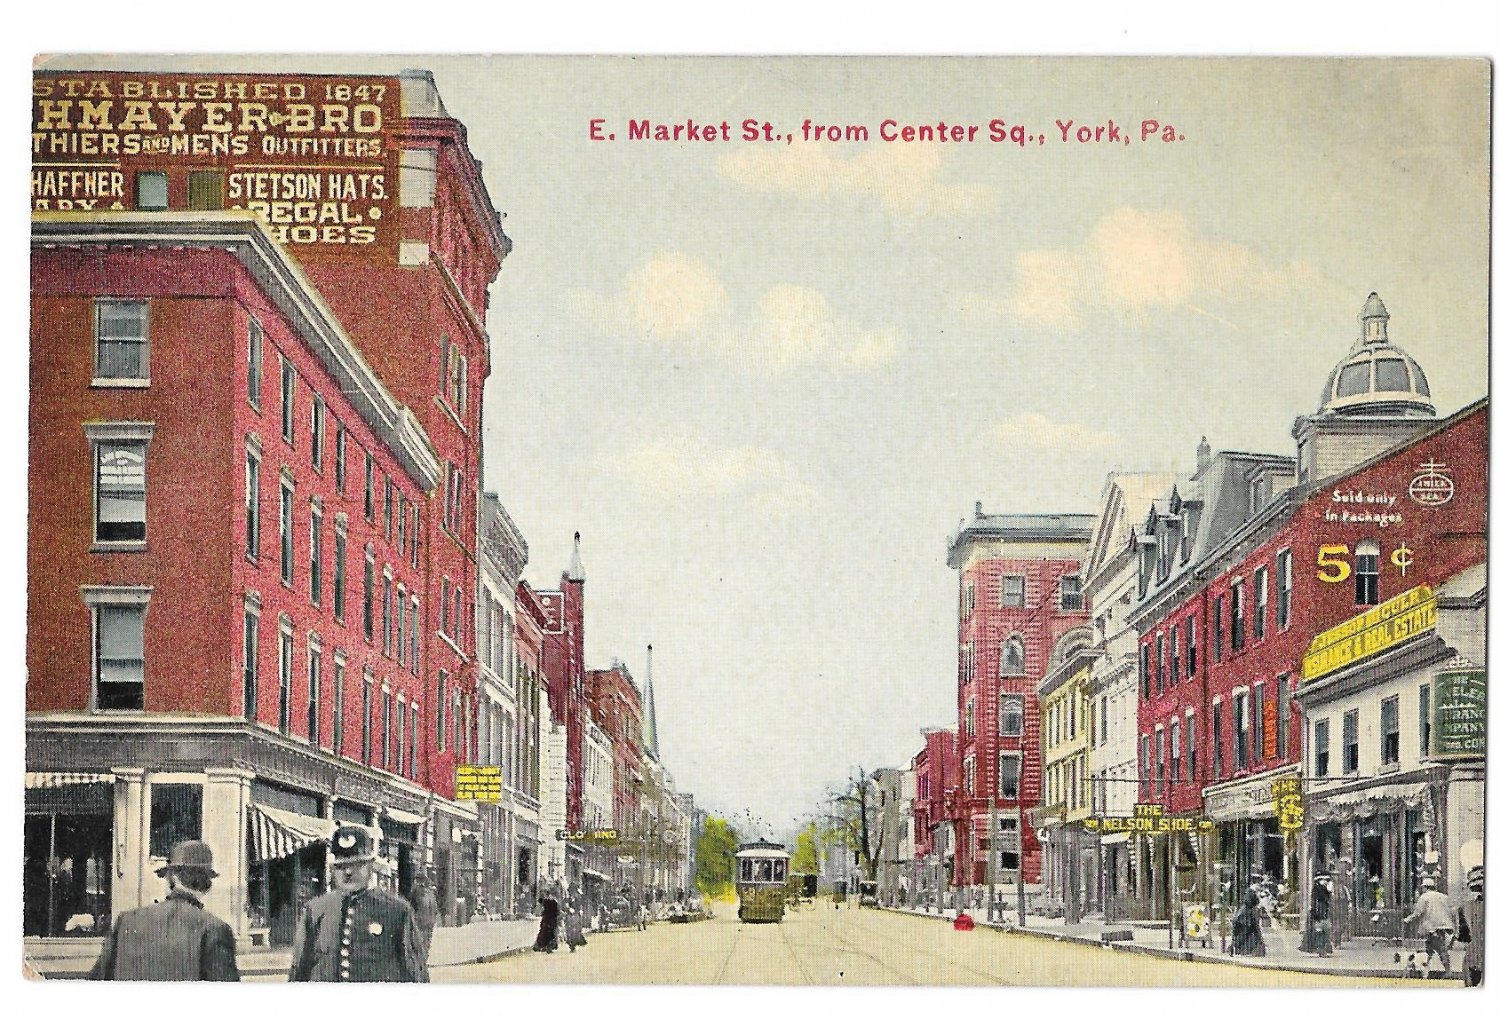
[89,890,241,981]
[288,886,428,982]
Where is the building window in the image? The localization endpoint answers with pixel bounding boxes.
[85,587,151,711]
[309,507,323,607]
[1154,729,1165,797]
[1381,695,1400,766]
[243,603,259,720]
[409,504,420,569]
[400,147,437,207]
[397,696,407,775]
[1000,695,1024,737]
[280,359,296,445]
[383,477,394,539]
[965,698,975,738]
[397,493,407,560]
[1230,581,1245,652]
[1354,541,1380,606]
[1213,595,1225,662]
[409,598,421,674]
[245,448,261,559]
[188,169,222,211]
[332,527,346,621]
[999,754,1020,799]
[1154,632,1165,693]
[1234,692,1249,771]
[1060,575,1083,611]
[382,689,394,770]
[92,299,152,378]
[1213,702,1223,781]
[91,433,149,544]
[382,573,394,656]
[963,756,975,794]
[307,644,322,745]
[1419,684,1431,758]
[408,703,419,781]
[361,670,374,766]
[1001,635,1025,676]
[437,671,449,752]
[1002,575,1025,608]
[310,396,325,473]
[1252,684,1265,764]
[135,170,168,211]
[1171,720,1182,783]
[334,422,346,492]
[1169,625,1180,686]
[1342,709,1359,774]
[1186,714,1197,780]
[1273,674,1289,759]
[149,785,202,858]
[278,621,293,734]
[1140,643,1151,698]
[1276,549,1292,630]
[1314,719,1330,777]
[332,657,345,757]
[1139,734,1151,793]
[453,587,463,648]
[1254,566,1268,640]
[1186,616,1198,677]
[279,479,294,586]
[362,547,375,642]
[396,589,408,666]
[364,453,375,521]
[444,464,464,534]
[246,317,263,409]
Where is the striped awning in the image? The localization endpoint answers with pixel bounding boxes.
[25,772,115,789]
[248,804,337,863]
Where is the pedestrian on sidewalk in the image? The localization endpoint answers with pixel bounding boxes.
[533,887,560,953]
[409,873,439,965]
[1332,857,1353,948]
[1300,871,1334,957]
[1230,876,1267,957]
[1404,875,1457,979]
[288,826,428,982]
[89,840,240,982]
[1455,865,1484,988]
[565,893,589,952]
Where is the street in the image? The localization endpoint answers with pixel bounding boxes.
[437,906,1422,987]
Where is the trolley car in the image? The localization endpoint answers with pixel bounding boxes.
[735,840,790,922]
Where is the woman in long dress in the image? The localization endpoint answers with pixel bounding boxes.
[564,895,588,951]
[533,891,560,953]
[1231,882,1267,957]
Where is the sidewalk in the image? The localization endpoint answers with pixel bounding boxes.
[892,904,1464,981]
[26,915,545,980]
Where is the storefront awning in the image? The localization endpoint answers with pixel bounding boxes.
[25,772,115,788]
[581,868,610,882]
[1308,779,1431,824]
[248,804,337,863]
[384,806,428,826]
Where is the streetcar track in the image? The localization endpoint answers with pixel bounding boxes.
[772,912,817,985]
[800,907,1024,986]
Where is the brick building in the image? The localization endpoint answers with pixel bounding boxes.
[946,508,1094,889]
[26,68,510,942]
[533,534,589,884]
[911,725,959,905]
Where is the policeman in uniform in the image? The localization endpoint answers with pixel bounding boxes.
[288,825,428,982]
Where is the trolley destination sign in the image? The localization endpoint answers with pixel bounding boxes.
[1301,585,1436,682]
[1081,803,1214,835]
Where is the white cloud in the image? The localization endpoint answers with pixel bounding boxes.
[967,207,1324,328]
[610,438,814,515]
[717,142,992,216]
[575,257,898,372]
[989,413,1120,455]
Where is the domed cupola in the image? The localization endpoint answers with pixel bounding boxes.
[1317,292,1436,418]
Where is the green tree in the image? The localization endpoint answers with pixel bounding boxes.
[790,822,820,875]
[694,814,740,898]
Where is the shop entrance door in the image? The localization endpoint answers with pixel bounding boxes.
[268,843,327,946]
[23,812,112,937]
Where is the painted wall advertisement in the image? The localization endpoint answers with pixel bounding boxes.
[1431,669,1486,759]
[32,72,401,258]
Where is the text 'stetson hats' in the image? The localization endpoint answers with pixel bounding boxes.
[330,825,377,864]
[156,839,218,878]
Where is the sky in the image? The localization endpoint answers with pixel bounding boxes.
[24,52,1492,837]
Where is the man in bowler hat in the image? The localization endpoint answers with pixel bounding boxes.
[288,825,428,982]
[90,840,240,981]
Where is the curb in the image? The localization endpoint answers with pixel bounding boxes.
[893,907,1455,980]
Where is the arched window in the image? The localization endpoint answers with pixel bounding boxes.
[1354,540,1380,606]
[1001,636,1025,676]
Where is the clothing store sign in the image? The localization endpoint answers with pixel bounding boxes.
[1431,669,1485,759]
